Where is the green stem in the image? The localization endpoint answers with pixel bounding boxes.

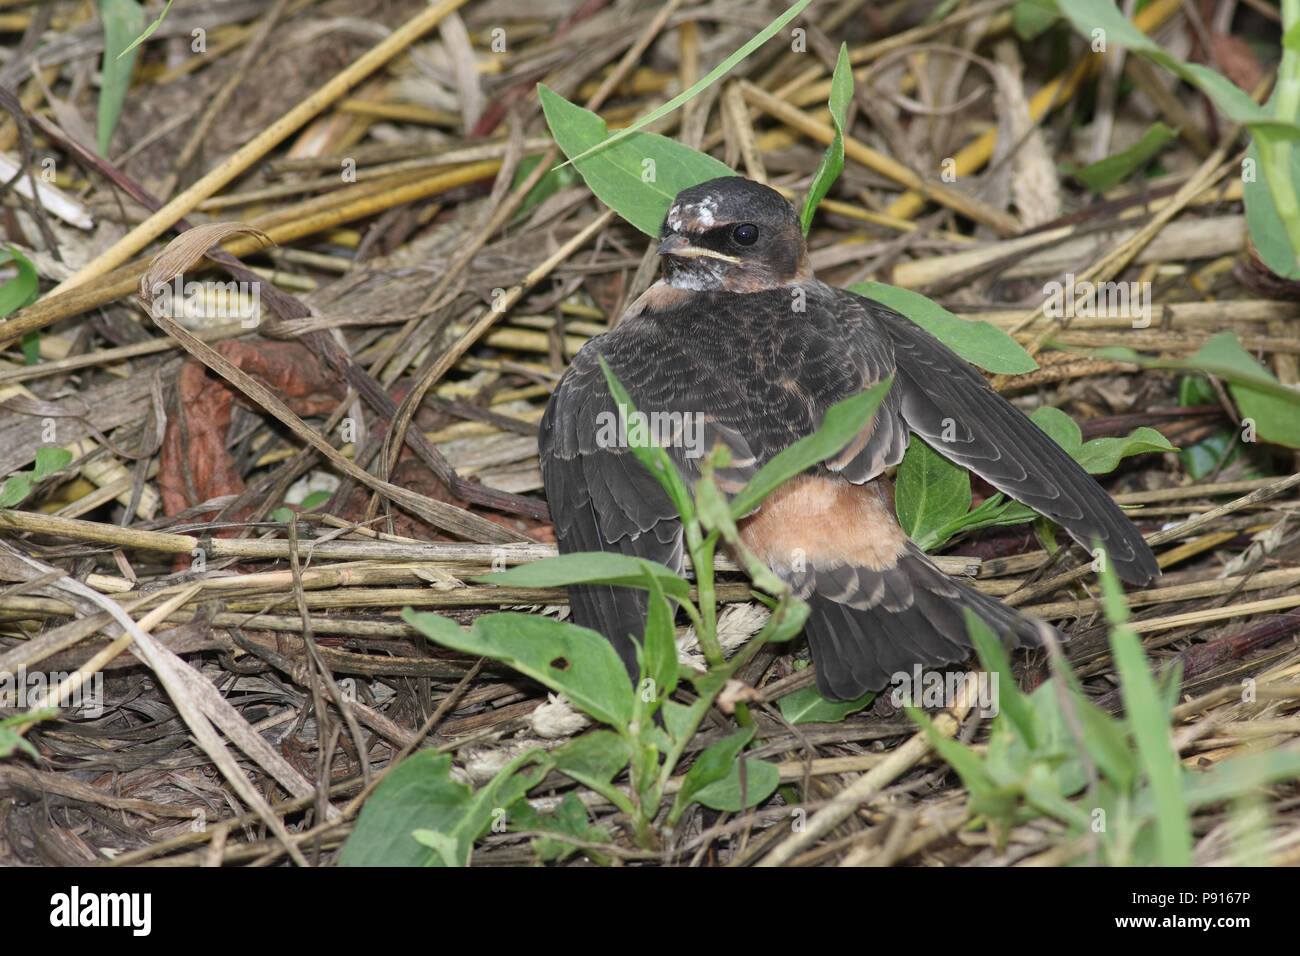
[689,530,723,666]
[1263,0,1300,271]
[651,590,802,825]
[1259,137,1300,273]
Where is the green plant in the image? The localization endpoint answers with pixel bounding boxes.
[341,1,1291,864]
[1,447,73,509]
[339,370,891,863]
[907,546,1300,865]
[1049,0,1300,278]
[896,403,1177,552]
[0,710,56,760]
[271,490,333,523]
[1098,333,1300,450]
[1,246,39,363]
[97,0,145,156]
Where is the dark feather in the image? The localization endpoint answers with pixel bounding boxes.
[804,546,1042,700]
[843,288,1160,585]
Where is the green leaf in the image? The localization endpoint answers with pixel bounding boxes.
[895,404,1169,552]
[728,378,892,519]
[0,474,32,509]
[669,726,754,823]
[1195,333,1300,448]
[538,85,735,236]
[694,466,788,597]
[509,791,610,862]
[116,0,174,58]
[404,610,634,728]
[1175,391,1249,482]
[1181,748,1300,808]
[0,246,39,317]
[1178,374,1215,406]
[1012,0,1059,40]
[1028,406,1176,473]
[98,0,146,156]
[1068,122,1178,191]
[637,561,679,715]
[1054,1,1300,140]
[1177,430,1237,480]
[475,552,690,601]
[847,282,1037,374]
[1096,334,1300,446]
[896,438,971,542]
[655,700,689,746]
[32,447,72,482]
[551,730,633,811]
[1096,544,1191,866]
[1075,694,1138,793]
[1285,17,1300,53]
[946,493,1037,536]
[300,490,332,509]
[777,685,874,724]
[965,610,1038,750]
[693,758,780,812]
[0,711,53,760]
[512,153,579,218]
[0,727,37,760]
[409,829,461,867]
[800,43,852,234]
[271,507,293,523]
[557,0,815,167]
[760,593,810,645]
[339,752,477,866]
[598,357,696,522]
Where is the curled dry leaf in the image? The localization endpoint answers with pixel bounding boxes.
[716,678,763,716]
[138,222,273,302]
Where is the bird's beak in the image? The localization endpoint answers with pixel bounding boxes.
[657,233,740,263]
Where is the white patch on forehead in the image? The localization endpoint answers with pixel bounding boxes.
[666,195,719,231]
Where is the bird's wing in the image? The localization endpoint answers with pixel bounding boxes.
[787,284,909,484]
[539,324,758,675]
[848,291,1159,584]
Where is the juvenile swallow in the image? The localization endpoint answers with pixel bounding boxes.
[539,177,1158,700]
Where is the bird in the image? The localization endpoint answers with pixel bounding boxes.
[538,176,1159,701]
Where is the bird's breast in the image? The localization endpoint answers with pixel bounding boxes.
[738,473,908,574]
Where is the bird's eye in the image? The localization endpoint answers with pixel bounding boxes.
[731,223,759,246]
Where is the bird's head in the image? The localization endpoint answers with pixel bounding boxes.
[657,177,810,292]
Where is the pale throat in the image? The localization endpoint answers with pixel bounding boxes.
[662,247,811,293]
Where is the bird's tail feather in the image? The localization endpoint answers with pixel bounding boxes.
[803,544,1045,701]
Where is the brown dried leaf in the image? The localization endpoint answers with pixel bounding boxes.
[138,222,273,301]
